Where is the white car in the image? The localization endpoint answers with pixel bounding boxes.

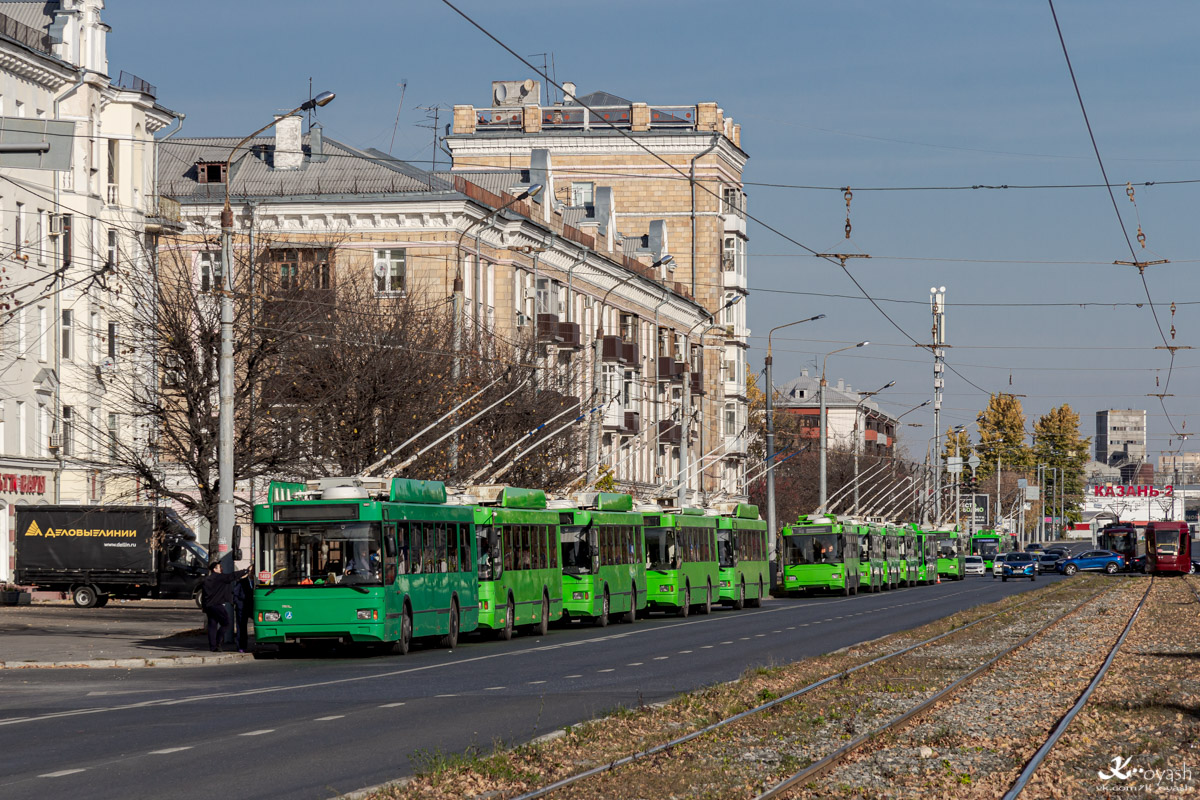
[992,557,1006,579]
[964,554,986,576]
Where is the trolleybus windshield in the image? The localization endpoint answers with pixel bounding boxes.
[262,521,382,587]
[643,527,679,570]
[973,537,999,558]
[781,532,841,565]
[560,525,595,573]
[1152,528,1181,555]
[938,537,959,558]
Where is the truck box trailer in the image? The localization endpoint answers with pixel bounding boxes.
[14,505,208,607]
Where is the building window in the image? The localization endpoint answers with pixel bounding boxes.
[107,413,119,459]
[570,182,594,207]
[17,307,26,355]
[619,312,639,345]
[535,277,559,316]
[15,401,25,456]
[15,202,23,257]
[195,161,226,184]
[89,407,100,458]
[725,402,737,437]
[89,312,100,363]
[198,251,220,292]
[61,406,73,457]
[723,237,736,271]
[37,404,46,457]
[374,249,405,294]
[622,369,639,410]
[108,322,118,361]
[37,306,47,361]
[61,309,72,360]
[36,209,45,264]
[107,139,118,192]
[722,292,739,325]
[107,229,118,267]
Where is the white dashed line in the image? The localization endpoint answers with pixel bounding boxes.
[787,626,796,630]
[527,680,546,685]
[564,675,582,679]
[627,662,643,666]
[435,694,459,698]
[314,715,345,721]
[597,668,615,673]
[700,645,713,649]
[678,650,693,654]
[755,634,765,638]
[653,656,669,660]
[484,686,505,691]
[739,637,751,641]
[720,641,733,645]
[40,769,86,778]
[380,702,406,708]
[150,747,192,755]
[239,729,275,737]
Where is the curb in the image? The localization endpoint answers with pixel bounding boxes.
[0,652,255,669]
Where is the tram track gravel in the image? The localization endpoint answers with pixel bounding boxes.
[362,578,1106,800]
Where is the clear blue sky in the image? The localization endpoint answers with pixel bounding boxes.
[106,1,1200,462]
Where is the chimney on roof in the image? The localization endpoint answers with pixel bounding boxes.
[562,82,576,103]
[836,379,845,392]
[310,122,326,162]
[274,114,303,170]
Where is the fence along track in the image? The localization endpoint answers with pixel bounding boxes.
[510,580,1105,800]
[753,578,1132,799]
[1001,576,1155,798]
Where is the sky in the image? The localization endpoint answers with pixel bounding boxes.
[104,0,1200,464]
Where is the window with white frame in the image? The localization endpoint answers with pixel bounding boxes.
[375,248,405,294]
[570,182,594,207]
[61,405,73,456]
[89,407,100,457]
[198,250,220,292]
[15,202,23,257]
[107,322,118,361]
[61,309,72,360]
[725,402,737,437]
[36,209,45,264]
[723,237,736,271]
[37,404,46,456]
[622,369,639,410]
[89,312,99,363]
[722,292,738,325]
[107,229,118,267]
[16,401,25,456]
[37,306,47,361]
[107,412,118,460]
[535,277,559,316]
[17,307,26,356]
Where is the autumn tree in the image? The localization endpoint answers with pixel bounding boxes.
[975,393,1032,481]
[1032,404,1090,526]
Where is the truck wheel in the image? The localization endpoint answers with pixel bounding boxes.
[72,585,99,608]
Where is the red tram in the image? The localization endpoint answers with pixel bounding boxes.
[1145,521,1193,575]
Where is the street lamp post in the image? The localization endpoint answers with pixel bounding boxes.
[851,380,895,515]
[218,90,334,562]
[765,314,825,559]
[818,341,869,510]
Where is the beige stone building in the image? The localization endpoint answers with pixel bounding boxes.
[158,116,712,503]
[446,81,751,499]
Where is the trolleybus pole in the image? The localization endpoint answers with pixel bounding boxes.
[818,341,868,511]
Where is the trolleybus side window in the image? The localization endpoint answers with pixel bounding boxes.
[396,523,410,575]
[477,525,496,580]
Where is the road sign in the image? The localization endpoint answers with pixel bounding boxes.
[1025,486,1040,500]
[967,453,980,470]
[947,456,963,474]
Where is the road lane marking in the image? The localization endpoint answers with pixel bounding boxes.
[315,715,345,721]
[627,662,643,666]
[150,747,192,754]
[527,680,546,685]
[435,694,458,698]
[678,650,693,654]
[597,668,614,673]
[239,729,275,736]
[564,675,582,679]
[653,656,669,660]
[0,586,989,730]
[40,769,86,778]
[484,686,505,691]
[700,645,713,649]
[380,702,406,708]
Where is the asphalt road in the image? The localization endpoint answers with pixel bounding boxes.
[0,574,1069,800]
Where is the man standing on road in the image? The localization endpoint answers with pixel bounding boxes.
[202,561,251,652]
[232,567,255,653]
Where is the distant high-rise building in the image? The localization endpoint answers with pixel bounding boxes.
[1095,409,1147,482]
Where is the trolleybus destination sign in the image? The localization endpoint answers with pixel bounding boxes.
[1092,484,1174,498]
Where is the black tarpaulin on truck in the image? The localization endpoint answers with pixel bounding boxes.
[15,506,156,572]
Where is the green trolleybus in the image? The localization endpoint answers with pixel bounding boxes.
[717,503,769,608]
[969,529,1009,569]
[934,528,965,580]
[858,522,886,592]
[881,524,902,590]
[898,525,922,587]
[555,492,645,626]
[472,485,563,640]
[779,514,860,596]
[252,477,478,655]
[642,507,720,616]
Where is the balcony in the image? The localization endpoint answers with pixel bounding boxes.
[722,213,747,237]
[622,411,641,435]
[657,419,681,445]
[145,196,183,234]
[657,356,685,381]
[536,314,561,343]
[601,335,637,365]
[690,371,704,397]
[106,184,119,205]
[557,320,581,349]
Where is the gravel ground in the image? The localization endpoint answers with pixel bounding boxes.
[366,577,1108,800]
[1018,576,1200,799]
[784,579,1147,799]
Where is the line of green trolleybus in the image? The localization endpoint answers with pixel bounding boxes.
[250,477,771,654]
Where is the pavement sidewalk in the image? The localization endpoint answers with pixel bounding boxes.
[0,599,255,669]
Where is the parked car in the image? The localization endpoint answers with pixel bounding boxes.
[1038,553,1064,574]
[1056,549,1126,576]
[1026,543,1045,553]
[1001,552,1038,582]
[992,556,1006,579]
[964,554,986,576]
[1043,546,1070,557]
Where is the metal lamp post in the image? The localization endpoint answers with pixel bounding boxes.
[218,90,334,561]
[765,314,825,558]
[851,380,895,515]
[818,341,869,511]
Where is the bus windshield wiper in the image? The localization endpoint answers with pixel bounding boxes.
[346,585,370,594]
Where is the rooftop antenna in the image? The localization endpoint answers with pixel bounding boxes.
[528,53,549,104]
[416,105,447,171]
[388,79,409,155]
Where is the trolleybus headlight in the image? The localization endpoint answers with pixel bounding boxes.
[572,591,589,600]
[356,609,378,621]
[831,573,841,580]
[719,580,731,588]
[261,610,281,622]
[659,585,674,593]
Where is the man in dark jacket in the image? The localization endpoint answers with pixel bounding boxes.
[202,561,250,652]
[231,568,255,653]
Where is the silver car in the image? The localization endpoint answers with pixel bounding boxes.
[964,554,986,576]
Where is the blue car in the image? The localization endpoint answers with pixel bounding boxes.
[1001,552,1037,582]
[1056,549,1126,576]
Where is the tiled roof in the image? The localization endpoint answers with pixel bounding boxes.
[775,374,869,409]
[438,169,525,198]
[159,134,456,202]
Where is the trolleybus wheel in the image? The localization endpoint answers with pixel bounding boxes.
[535,593,550,636]
[440,599,460,649]
[596,590,610,627]
[72,584,99,608]
[397,607,412,656]
[623,585,637,624]
[750,577,765,607]
[1063,564,1077,576]
[499,595,515,641]
[733,580,745,610]
[1104,562,1118,574]
[677,584,691,617]
[699,581,712,615]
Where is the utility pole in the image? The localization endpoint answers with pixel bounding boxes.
[930,287,946,522]
[416,105,446,171]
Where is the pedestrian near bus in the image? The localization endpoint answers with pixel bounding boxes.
[202,560,251,652]
[232,566,255,653]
